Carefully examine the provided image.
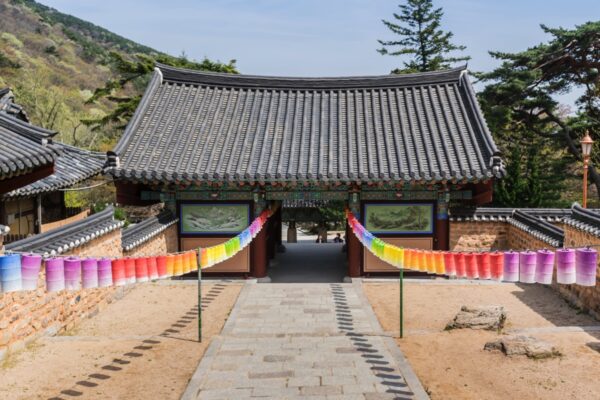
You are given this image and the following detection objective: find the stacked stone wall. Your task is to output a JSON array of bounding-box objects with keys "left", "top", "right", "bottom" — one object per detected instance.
[
  {"left": 123, "top": 225, "right": 178, "bottom": 257},
  {"left": 449, "top": 221, "right": 508, "bottom": 251}
]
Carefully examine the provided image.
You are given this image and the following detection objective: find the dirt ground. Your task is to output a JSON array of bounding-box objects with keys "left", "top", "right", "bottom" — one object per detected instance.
[
  {"left": 0, "top": 281, "right": 242, "bottom": 400},
  {"left": 364, "top": 281, "right": 600, "bottom": 400}
]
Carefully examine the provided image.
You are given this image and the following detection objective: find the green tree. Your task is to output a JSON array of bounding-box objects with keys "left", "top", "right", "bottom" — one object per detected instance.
[
  {"left": 478, "top": 21, "right": 600, "bottom": 203},
  {"left": 377, "top": 0, "right": 469, "bottom": 73},
  {"left": 83, "top": 52, "right": 237, "bottom": 133}
]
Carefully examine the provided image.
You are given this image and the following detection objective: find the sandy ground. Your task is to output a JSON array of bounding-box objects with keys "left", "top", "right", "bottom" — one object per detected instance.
[
  {"left": 0, "top": 281, "right": 242, "bottom": 400},
  {"left": 364, "top": 281, "right": 600, "bottom": 400}
]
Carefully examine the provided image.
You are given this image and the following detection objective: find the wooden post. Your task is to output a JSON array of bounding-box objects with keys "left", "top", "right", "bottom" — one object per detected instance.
[
  {"left": 35, "top": 195, "right": 42, "bottom": 234},
  {"left": 347, "top": 227, "right": 361, "bottom": 277},
  {"left": 252, "top": 226, "right": 268, "bottom": 278},
  {"left": 197, "top": 248, "right": 202, "bottom": 342}
]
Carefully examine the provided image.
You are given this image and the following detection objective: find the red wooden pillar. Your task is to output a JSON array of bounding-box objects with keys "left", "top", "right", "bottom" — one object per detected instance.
[
  {"left": 435, "top": 217, "right": 449, "bottom": 250},
  {"left": 252, "top": 225, "right": 268, "bottom": 278},
  {"left": 347, "top": 226, "right": 361, "bottom": 277}
]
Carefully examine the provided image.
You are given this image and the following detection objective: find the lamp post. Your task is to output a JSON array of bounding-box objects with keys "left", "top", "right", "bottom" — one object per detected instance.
[{"left": 581, "top": 131, "right": 594, "bottom": 208}]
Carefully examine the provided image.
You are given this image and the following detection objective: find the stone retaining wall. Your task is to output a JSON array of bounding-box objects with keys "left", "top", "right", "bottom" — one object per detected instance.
[
  {"left": 450, "top": 220, "right": 600, "bottom": 320},
  {"left": 0, "top": 226, "right": 175, "bottom": 360},
  {"left": 449, "top": 221, "right": 508, "bottom": 251},
  {"left": 123, "top": 225, "right": 178, "bottom": 258}
]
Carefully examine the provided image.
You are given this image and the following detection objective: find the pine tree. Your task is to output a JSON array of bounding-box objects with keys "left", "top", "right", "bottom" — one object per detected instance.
[{"left": 377, "top": 0, "right": 470, "bottom": 74}]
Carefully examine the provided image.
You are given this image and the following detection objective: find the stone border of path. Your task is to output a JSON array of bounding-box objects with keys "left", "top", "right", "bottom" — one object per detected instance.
[
  {"left": 352, "top": 278, "right": 430, "bottom": 400},
  {"left": 181, "top": 279, "right": 429, "bottom": 400},
  {"left": 181, "top": 281, "right": 254, "bottom": 400}
]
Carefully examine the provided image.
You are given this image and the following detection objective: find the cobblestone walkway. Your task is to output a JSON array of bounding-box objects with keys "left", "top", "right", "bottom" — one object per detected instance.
[{"left": 182, "top": 282, "right": 428, "bottom": 400}]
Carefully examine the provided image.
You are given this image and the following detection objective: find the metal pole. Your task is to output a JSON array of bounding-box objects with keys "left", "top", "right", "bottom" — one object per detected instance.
[
  {"left": 399, "top": 266, "right": 404, "bottom": 338},
  {"left": 197, "top": 248, "right": 202, "bottom": 343},
  {"left": 583, "top": 156, "right": 589, "bottom": 208}
]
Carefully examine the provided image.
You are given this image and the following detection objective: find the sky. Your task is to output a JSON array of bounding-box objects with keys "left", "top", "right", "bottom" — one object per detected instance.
[{"left": 41, "top": 0, "right": 599, "bottom": 104}]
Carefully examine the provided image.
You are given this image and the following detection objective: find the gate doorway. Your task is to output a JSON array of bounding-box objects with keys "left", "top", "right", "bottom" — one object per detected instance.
[{"left": 269, "top": 200, "right": 347, "bottom": 283}]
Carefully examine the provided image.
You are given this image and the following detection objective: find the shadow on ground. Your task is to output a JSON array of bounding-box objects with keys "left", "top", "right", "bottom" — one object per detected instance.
[{"left": 269, "top": 242, "right": 347, "bottom": 283}]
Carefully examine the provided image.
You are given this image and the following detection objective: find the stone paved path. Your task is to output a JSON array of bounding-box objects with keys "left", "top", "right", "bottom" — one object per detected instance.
[{"left": 182, "top": 282, "right": 428, "bottom": 400}]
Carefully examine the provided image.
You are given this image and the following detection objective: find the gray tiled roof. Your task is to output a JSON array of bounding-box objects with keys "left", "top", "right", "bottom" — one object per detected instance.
[
  {"left": 3, "top": 142, "right": 105, "bottom": 198},
  {"left": 0, "top": 113, "right": 59, "bottom": 181},
  {"left": 5, "top": 206, "right": 124, "bottom": 256},
  {"left": 108, "top": 64, "right": 503, "bottom": 185},
  {"left": 121, "top": 210, "right": 178, "bottom": 251},
  {"left": 0, "top": 88, "right": 28, "bottom": 122},
  {"left": 509, "top": 210, "right": 564, "bottom": 247},
  {"left": 449, "top": 207, "right": 572, "bottom": 222},
  {"left": 563, "top": 203, "right": 600, "bottom": 237}
]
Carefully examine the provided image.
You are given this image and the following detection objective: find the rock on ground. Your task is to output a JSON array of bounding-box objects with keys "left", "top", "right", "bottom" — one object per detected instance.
[
  {"left": 445, "top": 305, "right": 506, "bottom": 331},
  {"left": 484, "top": 335, "right": 562, "bottom": 359}
]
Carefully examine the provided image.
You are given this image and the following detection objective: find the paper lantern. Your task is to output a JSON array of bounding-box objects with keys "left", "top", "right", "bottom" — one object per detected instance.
[
  {"left": 443, "top": 252, "right": 456, "bottom": 277},
  {"left": 556, "top": 248, "right": 576, "bottom": 284},
  {"left": 182, "top": 252, "right": 191, "bottom": 274},
  {"left": 200, "top": 249, "right": 208, "bottom": 269},
  {"left": 156, "top": 255, "right": 168, "bottom": 278},
  {"left": 519, "top": 251, "right": 537, "bottom": 284},
  {"left": 97, "top": 258, "right": 113, "bottom": 288},
  {"left": 82, "top": 258, "right": 99, "bottom": 289},
  {"left": 503, "top": 251, "right": 519, "bottom": 282},
  {"left": 166, "top": 254, "right": 175, "bottom": 276},
  {"left": 174, "top": 254, "right": 184, "bottom": 276},
  {"left": 124, "top": 258, "right": 136, "bottom": 284},
  {"left": 454, "top": 253, "right": 467, "bottom": 278},
  {"left": 434, "top": 252, "right": 445, "bottom": 274},
  {"left": 465, "top": 253, "right": 479, "bottom": 279},
  {"left": 147, "top": 257, "right": 159, "bottom": 280},
  {"left": 0, "top": 254, "right": 22, "bottom": 293},
  {"left": 477, "top": 253, "right": 491, "bottom": 280},
  {"left": 576, "top": 248, "right": 597, "bottom": 286},
  {"left": 426, "top": 252, "right": 436, "bottom": 274},
  {"left": 188, "top": 251, "right": 198, "bottom": 271},
  {"left": 404, "top": 249, "right": 413, "bottom": 270},
  {"left": 64, "top": 257, "right": 82, "bottom": 290},
  {"left": 135, "top": 257, "right": 149, "bottom": 282},
  {"left": 489, "top": 252, "right": 504, "bottom": 281},
  {"left": 535, "top": 250, "right": 555, "bottom": 285},
  {"left": 111, "top": 258, "right": 126, "bottom": 286},
  {"left": 45, "top": 257, "right": 65, "bottom": 292},
  {"left": 21, "top": 253, "right": 42, "bottom": 291}
]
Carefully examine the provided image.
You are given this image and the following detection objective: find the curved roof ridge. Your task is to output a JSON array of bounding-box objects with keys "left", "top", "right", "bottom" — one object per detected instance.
[
  {"left": 0, "top": 112, "right": 57, "bottom": 141},
  {"left": 156, "top": 63, "right": 468, "bottom": 89}
]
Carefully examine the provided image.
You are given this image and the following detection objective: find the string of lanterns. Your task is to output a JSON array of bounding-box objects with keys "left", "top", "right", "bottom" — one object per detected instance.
[
  {"left": 0, "top": 208, "right": 275, "bottom": 294},
  {"left": 346, "top": 209, "right": 597, "bottom": 287}
]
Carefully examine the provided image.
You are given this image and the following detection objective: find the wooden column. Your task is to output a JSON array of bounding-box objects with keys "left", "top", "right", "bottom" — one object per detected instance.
[
  {"left": 251, "top": 225, "right": 268, "bottom": 278},
  {"left": 347, "top": 226, "right": 361, "bottom": 277},
  {"left": 35, "top": 195, "right": 42, "bottom": 234},
  {"left": 435, "top": 217, "right": 449, "bottom": 250}
]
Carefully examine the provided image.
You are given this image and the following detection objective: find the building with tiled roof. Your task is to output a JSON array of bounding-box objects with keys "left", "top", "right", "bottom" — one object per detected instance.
[
  {"left": 5, "top": 206, "right": 123, "bottom": 257},
  {"left": 107, "top": 64, "right": 505, "bottom": 277}
]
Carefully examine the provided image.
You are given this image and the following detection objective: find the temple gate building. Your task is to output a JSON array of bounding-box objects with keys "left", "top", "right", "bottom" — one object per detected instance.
[{"left": 106, "top": 64, "right": 504, "bottom": 278}]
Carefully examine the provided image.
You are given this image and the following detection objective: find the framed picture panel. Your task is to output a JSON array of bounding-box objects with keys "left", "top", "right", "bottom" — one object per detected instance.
[
  {"left": 363, "top": 203, "right": 434, "bottom": 235},
  {"left": 179, "top": 203, "right": 251, "bottom": 235}
]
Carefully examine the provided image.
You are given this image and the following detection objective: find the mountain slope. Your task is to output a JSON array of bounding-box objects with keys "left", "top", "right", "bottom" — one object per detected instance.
[{"left": 0, "top": 0, "right": 162, "bottom": 149}]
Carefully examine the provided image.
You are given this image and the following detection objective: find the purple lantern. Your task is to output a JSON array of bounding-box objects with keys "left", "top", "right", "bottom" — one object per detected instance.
[
  {"left": 21, "top": 253, "right": 42, "bottom": 291},
  {"left": 82, "top": 258, "right": 99, "bottom": 289},
  {"left": 503, "top": 251, "right": 519, "bottom": 282},
  {"left": 519, "top": 251, "right": 537, "bottom": 284},
  {"left": 64, "top": 257, "right": 82, "bottom": 290},
  {"left": 97, "top": 258, "right": 113, "bottom": 288},
  {"left": 45, "top": 257, "right": 65, "bottom": 292},
  {"left": 556, "top": 249, "right": 576, "bottom": 284},
  {"left": 576, "top": 248, "right": 597, "bottom": 287},
  {"left": 535, "top": 250, "right": 555, "bottom": 285}
]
